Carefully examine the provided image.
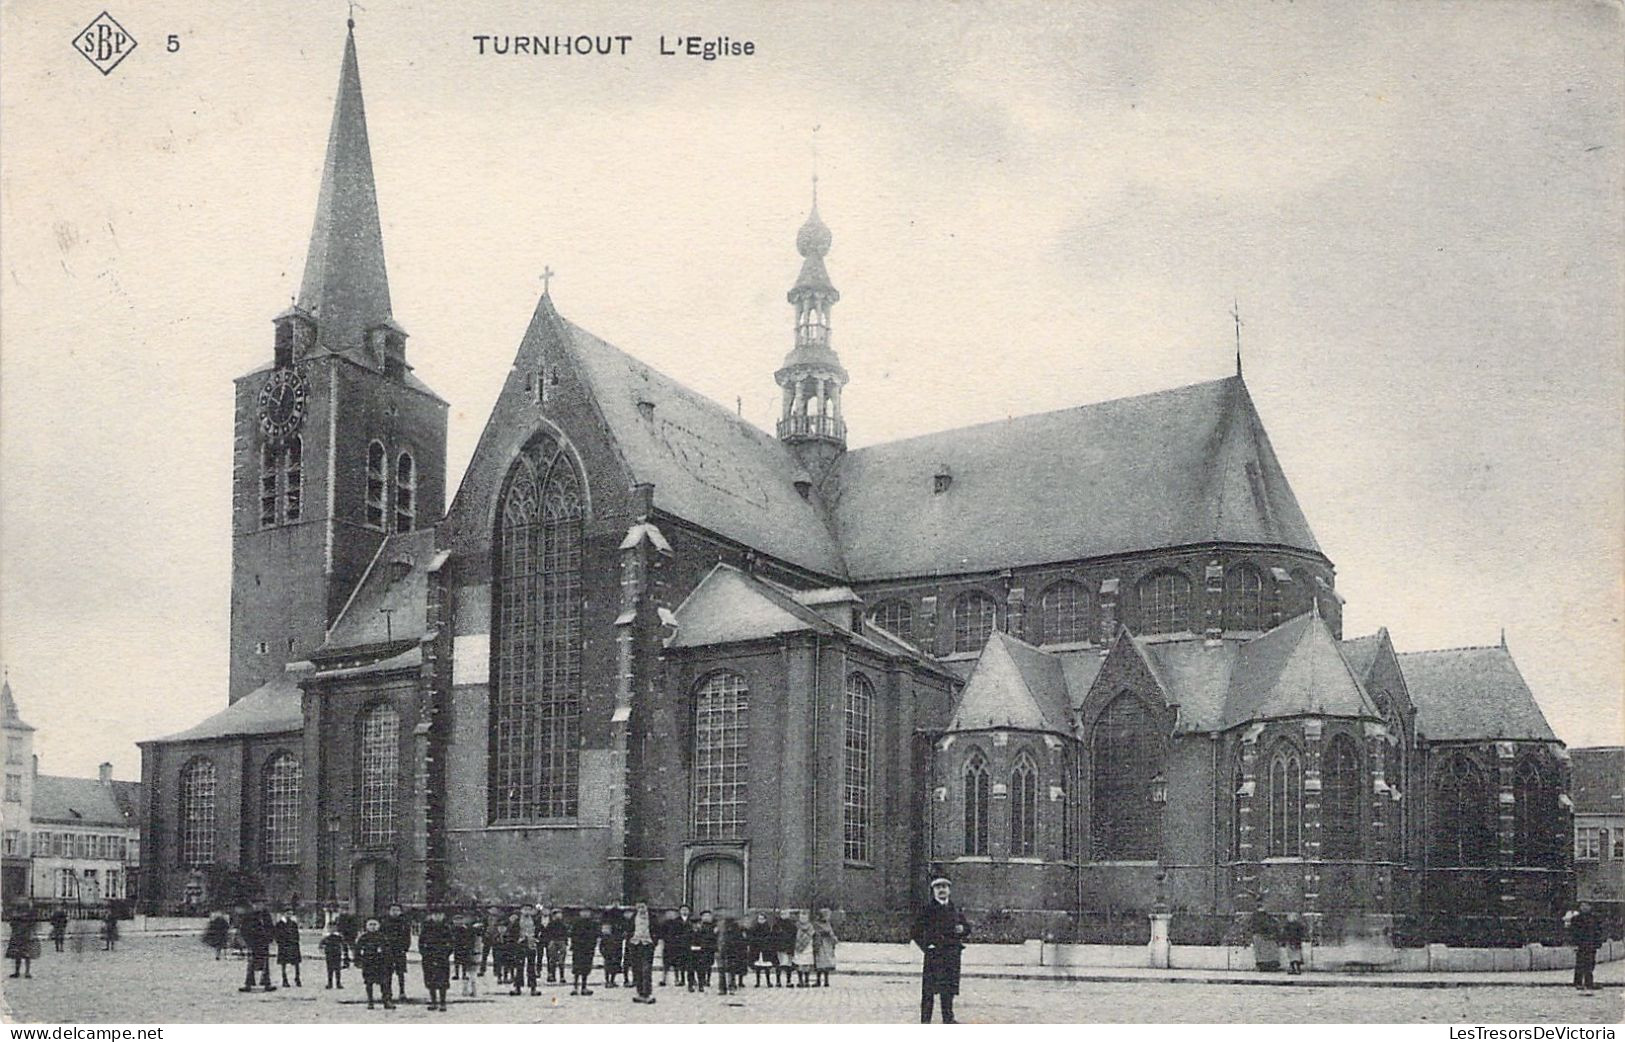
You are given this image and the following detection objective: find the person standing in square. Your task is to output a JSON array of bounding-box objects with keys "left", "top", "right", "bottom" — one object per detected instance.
[
  {"left": 381, "top": 904, "right": 412, "bottom": 1000},
  {"left": 625, "top": 901, "right": 657, "bottom": 1005},
  {"left": 274, "top": 909, "right": 303, "bottom": 987},
  {"left": 911, "top": 877, "right": 969, "bottom": 1024},
  {"left": 354, "top": 918, "right": 394, "bottom": 1010},
  {"left": 418, "top": 906, "right": 454, "bottom": 1011},
  {"left": 319, "top": 922, "right": 346, "bottom": 989}
]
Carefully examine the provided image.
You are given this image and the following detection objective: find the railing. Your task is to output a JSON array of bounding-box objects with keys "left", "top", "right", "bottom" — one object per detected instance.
[{"left": 777, "top": 414, "right": 846, "bottom": 440}]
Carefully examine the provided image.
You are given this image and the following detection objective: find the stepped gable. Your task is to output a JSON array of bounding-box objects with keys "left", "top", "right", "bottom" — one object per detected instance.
[
  {"left": 1398, "top": 645, "right": 1558, "bottom": 742},
  {"left": 549, "top": 304, "right": 847, "bottom": 580},
  {"left": 827, "top": 375, "right": 1321, "bottom": 582},
  {"left": 947, "top": 631, "right": 1072, "bottom": 733}
]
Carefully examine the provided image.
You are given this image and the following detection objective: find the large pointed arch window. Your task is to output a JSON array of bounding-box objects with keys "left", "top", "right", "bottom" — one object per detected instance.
[
  {"left": 1091, "top": 693, "right": 1162, "bottom": 860},
  {"left": 365, "top": 441, "right": 387, "bottom": 529},
  {"left": 1010, "top": 754, "right": 1039, "bottom": 857},
  {"left": 952, "top": 591, "right": 999, "bottom": 653},
  {"left": 1322, "top": 735, "right": 1362, "bottom": 858},
  {"left": 693, "top": 672, "right": 749, "bottom": 840},
  {"left": 1138, "top": 571, "right": 1192, "bottom": 635},
  {"left": 359, "top": 703, "right": 400, "bottom": 847},
  {"left": 178, "top": 759, "right": 216, "bottom": 867},
  {"left": 1225, "top": 565, "right": 1264, "bottom": 632},
  {"left": 1036, "top": 580, "right": 1090, "bottom": 645},
  {"left": 262, "top": 752, "right": 301, "bottom": 865},
  {"left": 492, "top": 434, "right": 584, "bottom": 823},
  {"left": 1514, "top": 758, "right": 1558, "bottom": 867},
  {"left": 1432, "top": 753, "right": 1494, "bottom": 867},
  {"left": 1230, "top": 751, "right": 1247, "bottom": 859},
  {"left": 1267, "top": 743, "right": 1302, "bottom": 858},
  {"left": 963, "top": 751, "right": 990, "bottom": 856},
  {"left": 842, "top": 673, "right": 874, "bottom": 863}
]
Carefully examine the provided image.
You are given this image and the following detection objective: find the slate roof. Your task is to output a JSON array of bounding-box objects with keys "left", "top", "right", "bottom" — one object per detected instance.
[
  {"left": 149, "top": 673, "right": 303, "bottom": 743},
  {"left": 1218, "top": 611, "right": 1378, "bottom": 728},
  {"left": 31, "top": 775, "right": 140, "bottom": 828},
  {"left": 826, "top": 376, "right": 1320, "bottom": 581},
  {"left": 322, "top": 529, "right": 438, "bottom": 651},
  {"left": 1338, "top": 632, "right": 1385, "bottom": 684},
  {"left": 551, "top": 307, "right": 848, "bottom": 579},
  {"left": 1571, "top": 747, "right": 1624, "bottom": 817},
  {"left": 297, "top": 25, "right": 393, "bottom": 360},
  {"left": 1398, "top": 646, "right": 1558, "bottom": 742},
  {"left": 947, "top": 632, "right": 1072, "bottom": 733},
  {"left": 2, "top": 680, "right": 33, "bottom": 732}
]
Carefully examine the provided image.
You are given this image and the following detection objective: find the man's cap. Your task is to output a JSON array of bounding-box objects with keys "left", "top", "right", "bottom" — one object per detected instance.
[{"left": 930, "top": 876, "right": 952, "bottom": 887}]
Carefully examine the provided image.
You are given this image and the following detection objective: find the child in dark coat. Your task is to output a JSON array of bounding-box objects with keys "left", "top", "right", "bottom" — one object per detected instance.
[
  {"left": 202, "top": 911, "right": 230, "bottom": 960},
  {"left": 718, "top": 917, "right": 750, "bottom": 994},
  {"left": 453, "top": 914, "right": 480, "bottom": 996},
  {"left": 687, "top": 911, "right": 718, "bottom": 992},
  {"left": 418, "top": 907, "right": 454, "bottom": 1012},
  {"left": 568, "top": 908, "right": 598, "bottom": 995},
  {"left": 598, "top": 918, "right": 625, "bottom": 988},
  {"left": 274, "top": 911, "right": 302, "bottom": 987},
  {"left": 354, "top": 918, "right": 394, "bottom": 1010},
  {"left": 543, "top": 910, "right": 569, "bottom": 985},
  {"left": 320, "top": 923, "right": 346, "bottom": 989}
]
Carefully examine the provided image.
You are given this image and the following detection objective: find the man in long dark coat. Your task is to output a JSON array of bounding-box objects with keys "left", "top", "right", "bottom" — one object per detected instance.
[
  {"left": 238, "top": 901, "right": 277, "bottom": 993},
  {"left": 1568, "top": 901, "right": 1603, "bottom": 992},
  {"left": 381, "top": 904, "right": 412, "bottom": 1000},
  {"left": 910, "top": 877, "right": 970, "bottom": 1024}
]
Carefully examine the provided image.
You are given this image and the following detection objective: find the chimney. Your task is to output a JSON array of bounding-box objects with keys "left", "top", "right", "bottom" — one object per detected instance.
[
  {"left": 32, "top": 754, "right": 38, "bottom": 778},
  {"left": 99, "top": 762, "right": 113, "bottom": 786},
  {"left": 933, "top": 463, "right": 953, "bottom": 494}
]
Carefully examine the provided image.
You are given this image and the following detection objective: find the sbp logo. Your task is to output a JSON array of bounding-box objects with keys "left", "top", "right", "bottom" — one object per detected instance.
[{"left": 72, "top": 12, "right": 138, "bottom": 75}]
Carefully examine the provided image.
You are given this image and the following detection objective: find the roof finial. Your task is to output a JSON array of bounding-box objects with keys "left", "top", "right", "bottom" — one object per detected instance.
[
  {"left": 1499, "top": 626, "right": 1507, "bottom": 650},
  {"left": 347, "top": 0, "right": 361, "bottom": 30},
  {"left": 811, "top": 124, "right": 821, "bottom": 209},
  {"left": 540, "top": 265, "right": 555, "bottom": 297},
  {"left": 1231, "top": 299, "right": 1244, "bottom": 378}
]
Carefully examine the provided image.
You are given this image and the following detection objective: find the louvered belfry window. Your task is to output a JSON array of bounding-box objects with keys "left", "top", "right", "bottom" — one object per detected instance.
[{"left": 492, "top": 434, "right": 584, "bottom": 823}]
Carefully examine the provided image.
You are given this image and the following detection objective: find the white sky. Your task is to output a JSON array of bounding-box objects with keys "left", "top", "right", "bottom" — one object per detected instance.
[{"left": 1, "top": 0, "right": 1621, "bottom": 779}]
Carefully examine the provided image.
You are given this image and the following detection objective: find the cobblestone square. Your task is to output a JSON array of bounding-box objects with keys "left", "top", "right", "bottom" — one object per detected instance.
[{"left": 1, "top": 935, "right": 1620, "bottom": 1024}]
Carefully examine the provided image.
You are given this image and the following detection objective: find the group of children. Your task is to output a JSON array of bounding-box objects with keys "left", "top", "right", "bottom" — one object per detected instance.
[{"left": 207, "top": 902, "right": 840, "bottom": 1014}]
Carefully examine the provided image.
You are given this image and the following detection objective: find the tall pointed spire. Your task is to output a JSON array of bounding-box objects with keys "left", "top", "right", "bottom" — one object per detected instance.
[{"left": 295, "top": 20, "right": 394, "bottom": 361}]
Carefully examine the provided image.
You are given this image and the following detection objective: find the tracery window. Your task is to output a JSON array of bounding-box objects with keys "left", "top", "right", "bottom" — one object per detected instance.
[
  {"left": 1036, "top": 580, "right": 1090, "bottom": 645},
  {"left": 1137, "top": 571, "right": 1192, "bottom": 635},
  {"left": 869, "top": 599, "right": 913, "bottom": 642},
  {"left": 1267, "top": 743, "right": 1302, "bottom": 858},
  {"left": 952, "top": 591, "right": 999, "bottom": 654},
  {"left": 1322, "top": 735, "right": 1362, "bottom": 858},
  {"left": 365, "top": 441, "right": 387, "bottom": 529},
  {"left": 1090, "top": 693, "right": 1162, "bottom": 860},
  {"left": 1514, "top": 758, "right": 1558, "bottom": 867},
  {"left": 492, "top": 434, "right": 584, "bottom": 822},
  {"left": 358, "top": 703, "right": 399, "bottom": 847},
  {"left": 963, "top": 752, "right": 990, "bottom": 856},
  {"left": 178, "top": 759, "right": 216, "bottom": 867},
  {"left": 1010, "top": 754, "right": 1039, "bottom": 857},
  {"left": 843, "top": 673, "right": 874, "bottom": 863},
  {"left": 283, "top": 436, "right": 303, "bottom": 523},
  {"left": 262, "top": 752, "right": 301, "bottom": 865},
  {"left": 1224, "top": 565, "right": 1264, "bottom": 632},
  {"left": 1432, "top": 753, "right": 1494, "bottom": 867},
  {"left": 394, "top": 452, "right": 416, "bottom": 533},
  {"left": 693, "top": 672, "right": 749, "bottom": 840}
]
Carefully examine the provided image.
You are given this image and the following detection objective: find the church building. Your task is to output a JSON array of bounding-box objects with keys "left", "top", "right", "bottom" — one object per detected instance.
[{"left": 139, "top": 24, "right": 1572, "bottom": 941}]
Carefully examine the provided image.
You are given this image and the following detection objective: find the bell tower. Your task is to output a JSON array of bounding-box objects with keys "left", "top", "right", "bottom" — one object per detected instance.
[
  {"left": 776, "top": 179, "right": 848, "bottom": 478},
  {"left": 227, "top": 19, "right": 447, "bottom": 702}
]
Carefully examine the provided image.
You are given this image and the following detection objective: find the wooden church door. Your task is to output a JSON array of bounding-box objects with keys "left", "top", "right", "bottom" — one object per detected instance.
[{"left": 688, "top": 855, "right": 745, "bottom": 915}]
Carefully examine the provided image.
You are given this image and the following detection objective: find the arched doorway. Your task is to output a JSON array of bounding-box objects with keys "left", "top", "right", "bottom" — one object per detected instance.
[
  {"left": 687, "top": 855, "right": 745, "bottom": 916},
  {"left": 352, "top": 860, "right": 397, "bottom": 918}
]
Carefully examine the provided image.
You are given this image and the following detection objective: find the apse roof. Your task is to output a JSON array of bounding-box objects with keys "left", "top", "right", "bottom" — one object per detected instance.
[{"left": 1398, "top": 645, "right": 1558, "bottom": 742}]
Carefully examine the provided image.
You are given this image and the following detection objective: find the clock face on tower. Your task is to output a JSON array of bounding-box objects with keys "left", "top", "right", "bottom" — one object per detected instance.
[{"left": 258, "top": 367, "right": 310, "bottom": 439}]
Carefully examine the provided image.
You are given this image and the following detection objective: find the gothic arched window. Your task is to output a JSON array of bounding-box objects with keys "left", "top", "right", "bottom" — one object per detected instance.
[
  {"left": 963, "top": 752, "right": 990, "bottom": 856},
  {"left": 1267, "top": 743, "right": 1302, "bottom": 858},
  {"left": 1323, "top": 735, "right": 1362, "bottom": 858},
  {"left": 843, "top": 673, "right": 874, "bottom": 864},
  {"left": 869, "top": 599, "right": 913, "bottom": 642},
  {"left": 1091, "top": 693, "right": 1162, "bottom": 860},
  {"left": 952, "top": 591, "right": 999, "bottom": 654},
  {"left": 394, "top": 452, "right": 416, "bottom": 533},
  {"left": 1225, "top": 565, "right": 1264, "bottom": 632},
  {"left": 178, "top": 759, "right": 216, "bottom": 867},
  {"left": 365, "top": 441, "right": 387, "bottom": 529},
  {"left": 1514, "top": 758, "right": 1558, "bottom": 867},
  {"left": 1137, "top": 571, "right": 1192, "bottom": 635},
  {"left": 1010, "top": 754, "right": 1039, "bottom": 857},
  {"left": 1432, "top": 754, "right": 1494, "bottom": 867},
  {"left": 1231, "top": 751, "right": 1247, "bottom": 859},
  {"left": 358, "top": 703, "right": 400, "bottom": 847},
  {"left": 492, "top": 434, "right": 584, "bottom": 823},
  {"left": 1036, "top": 580, "right": 1090, "bottom": 645},
  {"left": 693, "top": 672, "right": 749, "bottom": 840},
  {"left": 260, "top": 443, "right": 279, "bottom": 528},
  {"left": 262, "top": 752, "right": 301, "bottom": 865}
]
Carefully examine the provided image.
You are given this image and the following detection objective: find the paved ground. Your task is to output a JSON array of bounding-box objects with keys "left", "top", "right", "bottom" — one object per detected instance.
[{"left": 1, "top": 936, "right": 1620, "bottom": 1024}]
